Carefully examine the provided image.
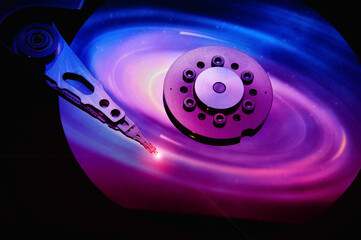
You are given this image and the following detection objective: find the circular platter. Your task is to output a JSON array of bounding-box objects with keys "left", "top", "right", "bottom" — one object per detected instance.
[{"left": 58, "top": 0, "right": 361, "bottom": 224}]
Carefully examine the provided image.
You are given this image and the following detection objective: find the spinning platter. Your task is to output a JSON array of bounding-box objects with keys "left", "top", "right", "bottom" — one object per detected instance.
[{"left": 1, "top": 0, "right": 361, "bottom": 238}]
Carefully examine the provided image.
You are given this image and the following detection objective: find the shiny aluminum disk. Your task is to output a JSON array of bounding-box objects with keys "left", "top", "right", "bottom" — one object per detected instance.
[{"left": 59, "top": 1, "right": 361, "bottom": 224}]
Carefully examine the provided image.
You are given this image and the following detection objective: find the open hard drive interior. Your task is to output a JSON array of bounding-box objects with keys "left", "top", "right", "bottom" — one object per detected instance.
[{"left": 1, "top": 0, "right": 360, "bottom": 239}]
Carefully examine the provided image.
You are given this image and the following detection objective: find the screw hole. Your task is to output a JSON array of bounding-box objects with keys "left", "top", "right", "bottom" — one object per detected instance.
[
  {"left": 245, "top": 101, "right": 253, "bottom": 107},
  {"left": 213, "top": 113, "right": 226, "bottom": 127},
  {"left": 216, "top": 115, "right": 224, "bottom": 122},
  {"left": 231, "top": 63, "right": 239, "bottom": 70},
  {"left": 99, "top": 99, "right": 109, "bottom": 108},
  {"left": 241, "top": 71, "right": 254, "bottom": 85},
  {"left": 197, "top": 61, "right": 205, "bottom": 69},
  {"left": 198, "top": 113, "right": 206, "bottom": 120},
  {"left": 186, "top": 99, "right": 194, "bottom": 106},
  {"left": 183, "top": 98, "right": 196, "bottom": 111},
  {"left": 183, "top": 68, "right": 196, "bottom": 82},
  {"left": 111, "top": 109, "right": 121, "bottom": 118},
  {"left": 242, "top": 99, "right": 255, "bottom": 114},
  {"left": 233, "top": 114, "right": 241, "bottom": 121},
  {"left": 249, "top": 89, "right": 257, "bottom": 96},
  {"left": 180, "top": 86, "right": 188, "bottom": 93},
  {"left": 212, "top": 56, "right": 224, "bottom": 67}
]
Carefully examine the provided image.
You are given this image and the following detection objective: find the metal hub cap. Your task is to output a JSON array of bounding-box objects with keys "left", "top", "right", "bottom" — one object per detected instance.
[
  {"left": 163, "top": 46, "right": 273, "bottom": 145},
  {"left": 194, "top": 67, "right": 244, "bottom": 110}
]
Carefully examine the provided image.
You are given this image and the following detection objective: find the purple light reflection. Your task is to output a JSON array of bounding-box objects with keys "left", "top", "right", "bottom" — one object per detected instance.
[{"left": 59, "top": 1, "right": 361, "bottom": 223}]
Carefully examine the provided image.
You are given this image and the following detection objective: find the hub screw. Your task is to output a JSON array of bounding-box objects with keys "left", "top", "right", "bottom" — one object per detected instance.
[
  {"left": 183, "top": 69, "right": 196, "bottom": 83},
  {"left": 242, "top": 99, "right": 255, "bottom": 113},
  {"left": 183, "top": 98, "right": 196, "bottom": 112},
  {"left": 213, "top": 113, "right": 226, "bottom": 127},
  {"left": 241, "top": 71, "right": 254, "bottom": 85},
  {"left": 211, "top": 55, "right": 225, "bottom": 67}
]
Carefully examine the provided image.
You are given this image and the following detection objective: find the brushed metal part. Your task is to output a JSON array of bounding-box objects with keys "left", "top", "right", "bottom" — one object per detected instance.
[{"left": 194, "top": 67, "right": 244, "bottom": 110}]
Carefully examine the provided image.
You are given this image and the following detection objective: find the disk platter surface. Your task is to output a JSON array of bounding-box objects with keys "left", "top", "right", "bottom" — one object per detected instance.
[{"left": 59, "top": 0, "right": 361, "bottom": 223}]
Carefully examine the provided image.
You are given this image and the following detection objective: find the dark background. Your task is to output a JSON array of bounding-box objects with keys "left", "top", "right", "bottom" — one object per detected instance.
[{"left": 1, "top": 1, "right": 360, "bottom": 239}]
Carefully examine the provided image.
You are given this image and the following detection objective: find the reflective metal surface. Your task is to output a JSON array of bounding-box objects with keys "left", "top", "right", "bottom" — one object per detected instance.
[
  {"left": 58, "top": 0, "right": 361, "bottom": 223},
  {"left": 11, "top": 21, "right": 157, "bottom": 154},
  {"left": 194, "top": 67, "right": 244, "bottom": 110}
]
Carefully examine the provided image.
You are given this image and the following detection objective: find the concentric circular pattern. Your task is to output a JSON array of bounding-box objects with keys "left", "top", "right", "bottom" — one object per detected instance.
[
  {"left": 164, "top": 46, "right": 272, "bottom": 144},
  {"left": 15, "top": 23, "right": 59, "bottom": 62},
  {"left": 60, "top": 0, "right": 361, "bottom": 223}
]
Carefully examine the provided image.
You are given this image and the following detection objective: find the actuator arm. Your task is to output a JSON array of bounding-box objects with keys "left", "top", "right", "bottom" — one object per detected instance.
[{"left": 9, "top": 22, "right": 157, "bottom": 155}]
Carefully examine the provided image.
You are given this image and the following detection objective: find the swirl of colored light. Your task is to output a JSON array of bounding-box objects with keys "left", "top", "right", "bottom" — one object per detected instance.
[{"left": 60, "top": 0, "right": 361, "bottom": 223}]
